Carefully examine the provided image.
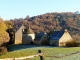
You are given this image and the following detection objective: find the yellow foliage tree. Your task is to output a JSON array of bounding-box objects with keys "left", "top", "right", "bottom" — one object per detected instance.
[
  {"left": 5, "top": 20, "right": 13, "bottom": 29},
  {"left": 0, "top": 22, "right": 7, "bottom": 32},
  {"left": 0, "top": 18, "right": 10, "bottom": 46}
]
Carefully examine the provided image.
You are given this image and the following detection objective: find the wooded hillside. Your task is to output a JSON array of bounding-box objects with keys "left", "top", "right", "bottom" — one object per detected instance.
[
  {"left": 4, "top": 12, "right": 80, "bottom": 42},
  {"left": 7, "top": 12, "right": 80, "bottom": 35}
]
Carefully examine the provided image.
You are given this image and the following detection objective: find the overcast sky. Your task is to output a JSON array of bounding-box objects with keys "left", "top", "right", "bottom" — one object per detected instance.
[{"left": 0, "top": 0, "right": 80, "bottom": 20}]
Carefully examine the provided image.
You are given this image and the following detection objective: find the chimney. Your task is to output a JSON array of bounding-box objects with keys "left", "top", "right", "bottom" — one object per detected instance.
[{"left": 64, "top": 29, "right": 67, "bottom": 32}]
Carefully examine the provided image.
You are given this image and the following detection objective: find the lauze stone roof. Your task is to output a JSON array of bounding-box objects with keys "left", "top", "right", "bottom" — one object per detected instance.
[
  {"left": 34, "top": 32, "right": 45, "bottom": 40},
  {"left": 50, "top": 31, "right": 64, "bottom": 40}
]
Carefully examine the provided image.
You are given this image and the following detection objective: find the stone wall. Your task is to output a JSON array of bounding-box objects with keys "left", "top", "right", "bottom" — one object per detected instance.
[
  {"left": 49, "top": 40, "right": 59, "bottom": 46},
  {"left": 15, "top": 25, "right": 25, "bottom": 44}
]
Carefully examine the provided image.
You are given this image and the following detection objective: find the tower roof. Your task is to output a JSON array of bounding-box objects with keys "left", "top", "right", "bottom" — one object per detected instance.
[{"left": 26, "top": 26, "right": 34, "bottom": 34}]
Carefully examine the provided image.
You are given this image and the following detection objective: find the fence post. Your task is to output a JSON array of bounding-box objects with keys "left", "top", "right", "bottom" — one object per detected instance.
[{"left": 38, "top": 50, "right": 44, "bottom": 60}]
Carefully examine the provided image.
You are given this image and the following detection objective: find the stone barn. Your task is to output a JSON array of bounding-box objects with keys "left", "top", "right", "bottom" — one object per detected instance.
[
  {"left": 49, "top": 29, "right": 73, "bottom": 46},
  {"left": 22, "top": 26, "right": 35, "bottom": 44},
  {"left": 34, "top": 32, "right": 48, "bottom": 45},
  {"left": 14, "top": 25, "right": 35, "bottom": 44},
  {"left": 15, "top": 25, "right": 25, "bottom": 44}
]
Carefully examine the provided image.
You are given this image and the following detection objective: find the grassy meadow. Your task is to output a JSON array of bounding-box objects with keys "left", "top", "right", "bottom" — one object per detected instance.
[{"left": 0, "top": 45, "right": 80, "bottom": 60}]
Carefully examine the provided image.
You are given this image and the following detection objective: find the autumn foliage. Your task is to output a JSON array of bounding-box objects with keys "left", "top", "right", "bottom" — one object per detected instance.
[
  {"left": 66, "top": 40, "right": 78, "bottom": 47},
  {"left": 0, "top": 18, "right": 10, "bottom": 46},
  {"left": 1, "top": 12, "right": 80, "bottom": 44},
  {"left": 4, "top": 12, "right": 80, "bottom": 44},
  {"left": 7, "top": 12, "right": 80, "bottom": 35}
]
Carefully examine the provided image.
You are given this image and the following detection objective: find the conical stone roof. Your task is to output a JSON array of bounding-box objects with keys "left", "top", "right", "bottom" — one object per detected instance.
[{"left": 25, "top": 26, "right": 34, "bottom": 34}]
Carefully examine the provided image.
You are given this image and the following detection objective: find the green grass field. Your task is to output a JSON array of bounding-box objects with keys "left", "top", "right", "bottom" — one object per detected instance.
[{"left": 0, "top": 45, "right": 80, "bottom": 60}]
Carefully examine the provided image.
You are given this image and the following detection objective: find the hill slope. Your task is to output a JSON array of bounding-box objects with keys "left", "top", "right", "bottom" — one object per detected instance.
[{"left": 10, "top": 12, "right": 80, "bottom": 35}]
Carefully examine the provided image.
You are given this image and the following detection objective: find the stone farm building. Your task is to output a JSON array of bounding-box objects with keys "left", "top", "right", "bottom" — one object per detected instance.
[
  {"left": 15, "top": 25, "right": 35, "bottom": 44},
  {"left": 14, "top": 25, "right": 73, "bottom": 47},
  {"left": 34, "top": 32, "right": 48, "bottom": 45},
  {"left": 49, "top": 29, "right": 73, "bottom": 46}
]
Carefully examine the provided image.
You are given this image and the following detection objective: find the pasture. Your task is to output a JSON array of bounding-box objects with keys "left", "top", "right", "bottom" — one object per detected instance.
[{"left": 0, "top": 45, "right": 80, "bottom": 60}]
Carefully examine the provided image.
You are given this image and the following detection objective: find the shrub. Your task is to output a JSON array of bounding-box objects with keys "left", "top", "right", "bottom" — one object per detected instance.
[
  {"left": 0, "top": 32, "right": 10, "bottom": 46},
  {"left": 66, "top": 40, "right": 78, "bottom": 47},
  {"left": 0, "top": 46, "right": 8, "bottom": 55}
]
